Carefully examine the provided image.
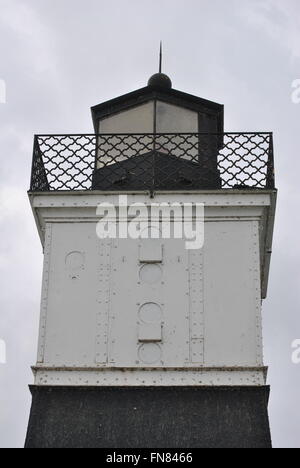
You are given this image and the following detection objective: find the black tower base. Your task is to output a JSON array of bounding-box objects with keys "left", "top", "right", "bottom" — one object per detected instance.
[{"left": 25, "top": 386, "right": 272, "bottom": 449}]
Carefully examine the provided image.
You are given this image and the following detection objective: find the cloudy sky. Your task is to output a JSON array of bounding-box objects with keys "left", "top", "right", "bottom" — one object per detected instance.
[{"left": 0, "top": 0, "right": 299, "bottom": 448}]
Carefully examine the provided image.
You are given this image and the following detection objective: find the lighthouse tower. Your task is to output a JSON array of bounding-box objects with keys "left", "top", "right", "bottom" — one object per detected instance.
[{"left": 25, "top": 69, "right": 276, "bottom": 448}]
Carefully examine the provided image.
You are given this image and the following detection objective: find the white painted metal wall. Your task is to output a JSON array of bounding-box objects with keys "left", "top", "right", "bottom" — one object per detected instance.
[{"left": 30, "top": 191, "right": 276, "bottom": 386}]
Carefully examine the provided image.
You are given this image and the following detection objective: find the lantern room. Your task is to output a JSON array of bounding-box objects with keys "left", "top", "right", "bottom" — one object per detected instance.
[{"left": 91, "top": 73, "right": 224, "bottom": 191}]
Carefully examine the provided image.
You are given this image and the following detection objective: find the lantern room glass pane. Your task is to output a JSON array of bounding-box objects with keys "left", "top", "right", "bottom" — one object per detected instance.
[
  {"left": 156, "top": 101, "right": 198, "bottom": 161},
  {"left": 99, "top": 101, "right": 154, "bottom": 134},
  {"left": 97, "top": 102, "right": 155, "bottom": 167},
  {"left": 156, "top": 101, "right": 198, "bottom": 133}
]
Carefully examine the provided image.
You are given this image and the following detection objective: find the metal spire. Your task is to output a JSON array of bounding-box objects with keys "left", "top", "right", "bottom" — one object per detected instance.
[
  {"left": 147, "top": 42, "right": 172, "bottom": 88},
  {"left": 159, "top": 41, "right": 162, "bottom": 74}
]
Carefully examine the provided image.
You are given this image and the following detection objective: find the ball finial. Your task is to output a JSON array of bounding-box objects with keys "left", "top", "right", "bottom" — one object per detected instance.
[{"left": 148, "top": 73, "right": 172, "bottom": 89}]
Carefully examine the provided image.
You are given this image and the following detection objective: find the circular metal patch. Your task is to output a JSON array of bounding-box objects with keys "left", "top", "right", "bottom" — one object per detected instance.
[
  {"left": 65, "top": 251, "right": 84, "bottom": 271},
  {"left": 139, "top": 303, "right": 162, "bottom": 324},
  {"left": 139, "top": 264, "right": 162, "bottom": 285},
  {"left": 138, "top": 343, "right": 162, "bottom": 364}
]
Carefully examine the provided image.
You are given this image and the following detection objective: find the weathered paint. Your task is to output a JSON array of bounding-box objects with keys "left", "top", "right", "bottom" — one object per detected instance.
[
  {"left": 29, "top": 190, "right": 275, "bottom": 386},
  {"left": 32, "top": 367, "right": 267, "bottom": 386}
]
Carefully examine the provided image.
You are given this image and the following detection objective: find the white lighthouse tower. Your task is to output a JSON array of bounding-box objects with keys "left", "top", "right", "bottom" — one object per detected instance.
[{"left": 26, "top": 69, "right": 276, "bottom": 448}]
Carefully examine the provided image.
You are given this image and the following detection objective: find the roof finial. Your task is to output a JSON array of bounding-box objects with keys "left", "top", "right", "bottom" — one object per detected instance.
[
  {"left": 148, "top": 43, "right": 172, "bottom": 88},
  {"left": 159, "top": 41, "right": 162, "bottom": 74}
]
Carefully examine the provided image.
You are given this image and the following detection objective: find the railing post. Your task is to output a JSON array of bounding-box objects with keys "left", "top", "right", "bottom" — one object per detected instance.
[
  {"left": 30, "top": 136, "right": 50, "bottom": 191},
  {"left": 266, "top": 133, "right": 275, "bottom": 189},
  {"left": 29, "top": 135, "right": 38, "bottom": 191}
]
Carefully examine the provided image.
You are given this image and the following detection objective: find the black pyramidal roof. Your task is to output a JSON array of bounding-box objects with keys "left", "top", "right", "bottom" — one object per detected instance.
[
  {"left": 91, "top": 83, "right": 224, "bottom": 133},
  {"left": 92, "top": 150, "right": 222, "bottom": 192}
]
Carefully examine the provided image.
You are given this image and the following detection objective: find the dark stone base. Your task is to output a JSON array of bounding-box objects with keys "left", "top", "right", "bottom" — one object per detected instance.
[{"left": 25, "top": 386, "right": 272, "bottom": 448}]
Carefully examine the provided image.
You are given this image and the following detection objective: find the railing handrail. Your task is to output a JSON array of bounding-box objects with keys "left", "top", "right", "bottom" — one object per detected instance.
[{"left": 34, "top": 132, "right": 273, "bottom": 137}]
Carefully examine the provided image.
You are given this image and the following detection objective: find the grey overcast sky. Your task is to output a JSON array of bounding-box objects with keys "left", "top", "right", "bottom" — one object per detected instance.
[{"left": 0, "top": 0, "right": 299, "bottom": 448}]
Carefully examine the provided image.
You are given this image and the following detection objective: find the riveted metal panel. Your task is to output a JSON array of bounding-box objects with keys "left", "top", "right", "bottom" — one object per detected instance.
[
  {"left": 108, "top": 236, "right": 190, "bottom": 368},
  {"left": 108, "top": 238, "right": 139, "bottom": 366},
  {"left": 37, "top": 223, "right": 52, "bottom": 363},
  {"left": 139, "top": 241, "right": 163, "bottom": 263},
  {"left": 252, "top": 221, "right": 263, "bottom": 366},
  {"left": 190, "top": 339, "right": 204, "bottom": 364},
  {"left": 31, "top": 192, "right": 275, "bottom": 379},
  {"left": 138, "top": 323, "right": 162, "bottom": 342},
  {"left": 158, "top": 239, "right": 190, "bottom": 366},
  {"left": 203, "top": 221, "right": 259, "bottom": 367},
  {"left": 33, "top": 367, "right": 268, "bottom": 387},
  {"left": 43, "top": 223, "right": 100, "bottom": 366},
  {"left": 189, "top": 249, "right": 204, "bottom": 364},
  {"left": 95, "top": 238, "right": 112, "bottom": 364}
]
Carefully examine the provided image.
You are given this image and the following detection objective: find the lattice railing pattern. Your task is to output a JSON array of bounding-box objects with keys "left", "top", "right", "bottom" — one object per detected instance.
[{"left": 30, "top": 133, "right": 275, "bottom": 191}]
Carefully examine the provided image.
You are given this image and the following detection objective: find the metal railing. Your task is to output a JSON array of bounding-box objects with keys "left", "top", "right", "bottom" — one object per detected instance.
[{"left": 30, "top": 133, "right": 275, "bottom": 192}]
